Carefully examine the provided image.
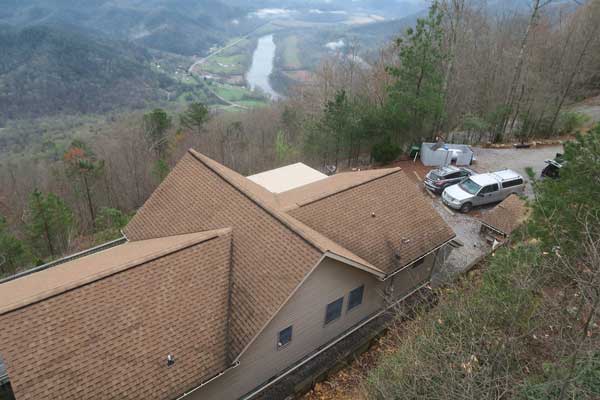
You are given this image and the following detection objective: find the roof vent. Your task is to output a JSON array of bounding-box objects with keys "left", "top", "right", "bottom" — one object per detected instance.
[
  {"left": 402, "top": 238, "right": 411, "bottom": 244},
  {"left": 167, "top": 354, "right": 175, "bottom": 367},
  {"left": 371, "top": 212, "right": 376, "bottom": 218}
]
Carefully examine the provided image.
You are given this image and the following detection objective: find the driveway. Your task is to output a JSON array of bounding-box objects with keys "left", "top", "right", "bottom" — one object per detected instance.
[
  {"left": 399, "top": 144, "right": 563, "bottom": 284},
  {"left": 472, "top": 145, "right": 563, "bottom": 197}
]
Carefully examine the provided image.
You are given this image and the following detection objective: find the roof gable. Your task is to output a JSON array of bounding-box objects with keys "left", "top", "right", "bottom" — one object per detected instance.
[
  {"left": 288, "top": 170, "right": 455, "bottom": 273},
  {"left": 123, "top": 151, "right": 328, "bottom": 356}
]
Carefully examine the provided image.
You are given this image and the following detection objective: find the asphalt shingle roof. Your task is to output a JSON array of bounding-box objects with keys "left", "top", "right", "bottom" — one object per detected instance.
[
  {"left": 288, "top": 170, "right": 456, "bottom": 273},
  {"left": 0, "top": 151, "right": 456, "bottom": 400},
  {"left": 0, "top": 229, "right": 233, "bottom": 400},
  {"left": 479, "top": 194, "right": 529, "bottom": 236}
]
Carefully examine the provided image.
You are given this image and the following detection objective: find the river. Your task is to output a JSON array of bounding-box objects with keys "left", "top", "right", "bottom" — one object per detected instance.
[{"left": 246, "top": 34, "right": 281, "bottom": 100}]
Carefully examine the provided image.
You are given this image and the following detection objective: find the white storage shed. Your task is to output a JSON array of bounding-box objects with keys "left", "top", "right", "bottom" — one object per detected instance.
[{"left": 420, "top": 142, "right": 474, "bottom": 167}]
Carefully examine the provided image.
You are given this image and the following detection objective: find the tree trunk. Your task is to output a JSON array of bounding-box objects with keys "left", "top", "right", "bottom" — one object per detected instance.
[
  {"left": 548, "top": 23, "right": 599, "bottom": 133},
  {"left": 83, "top": 175, "right": 96, "bottom": 230},
  {"left": 44, "top": 216, "right": 55, "bottom": 258},
  {"left": 498, "top": 0, "right": 544, "bottom": 140}
]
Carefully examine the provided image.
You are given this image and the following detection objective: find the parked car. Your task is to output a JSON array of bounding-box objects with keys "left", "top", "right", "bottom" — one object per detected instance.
[
  {"left": 541, "top": 153, "right": 565, "bottom": 179},
  {"left": 424, "top": 166, "right": 475, "bottom": 194},
  {"left": 442, "top": 169, "right": 525, "bottom": 213}
]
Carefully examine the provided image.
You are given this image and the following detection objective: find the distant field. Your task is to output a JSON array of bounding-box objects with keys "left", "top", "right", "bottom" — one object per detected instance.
[
  {"left": 280, "top": 35, "right": 302, "bottom": 70},
  {"left": 212, "top": 83, "right": 250, "bottom": 101}
]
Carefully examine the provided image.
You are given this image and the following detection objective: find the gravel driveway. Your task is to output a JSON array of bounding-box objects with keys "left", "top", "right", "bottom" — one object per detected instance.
[
  {"left": 471, "top": 145, "right": 564, "bottom": 197},
  {"left": 412, "top": 145, "right": 564, "bottom": 284}
]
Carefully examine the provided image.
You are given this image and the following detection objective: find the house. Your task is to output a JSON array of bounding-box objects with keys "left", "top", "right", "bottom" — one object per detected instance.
[
  {"left": 479, "top": 194, "right": 529, "bottom": 240},
  {"left": 0, "top": 150, "right": 455, "bottom": 400},
  {"left": 420, "top": 142, "right": 475, "bottom": 166}
]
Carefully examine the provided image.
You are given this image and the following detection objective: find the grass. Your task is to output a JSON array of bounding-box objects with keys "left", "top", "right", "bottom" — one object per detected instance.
[
  {"left": 280, "top": 35, "right": 302, "bottom": 69},
  {"left": 212, "top": 83, "right": 250, "bottom": 101},
  {"left": 202, "top": 54, "right": 248, "bottom": 75}
]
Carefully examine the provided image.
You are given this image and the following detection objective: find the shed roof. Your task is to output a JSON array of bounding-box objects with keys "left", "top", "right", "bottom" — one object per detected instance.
[
  {"left": 479, "top": 194, "right": 529, "bottom": 236},
  {"left": 247, "top": 162, "right": 327, "bottom": 193}
]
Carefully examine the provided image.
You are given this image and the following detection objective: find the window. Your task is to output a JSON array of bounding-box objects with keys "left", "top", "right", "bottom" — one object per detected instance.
[
  {"left": 348, "top": 285, "right": 364, "bottom": 311},
  {"left": 277, "top": 326, "right": 292, "bottom": 349},
  {"left": 325, "top": 297, "right": 344, "bottom": 324},
  {"left": 480, "top": 183, "right": 499, "bottom": 194},
  {"left": 446, "top": 172, "right": 461, "bottom": 179},
  {"left": 503, "top": 178, "right": 523, "bottom": 188},
  {"left": 459, "top": 178, "right": 481, "bottom": 194}
]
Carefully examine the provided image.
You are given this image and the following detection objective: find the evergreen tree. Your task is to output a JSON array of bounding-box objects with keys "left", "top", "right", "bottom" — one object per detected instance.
[
  {"left": 0, "top": 215, "right": 29, "bottom": 276},
  {"left": 143, "top": 108, "right": 172, "bottom": 159},
  {"left": 529, "top": 124, "right": 600, "bottom": 257},
  {"left": 305, "top": 90, "right": 361, "bottom": 167},
  {"left": 64, "top": 139, "right": 104, "bottom": 229},
  {"left": 180, "top": 102, "right": 209, "bottom": 135},
  {"left": 26, "top": 190, "right": 74, "bottom": 259},
  {"left": 387, "top": 1, "right": 445, "bottom": 140}
]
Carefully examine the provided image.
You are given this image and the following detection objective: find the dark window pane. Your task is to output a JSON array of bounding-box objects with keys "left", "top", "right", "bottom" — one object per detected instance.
[
  {"left": 325, "top": 297, "right": 343, "bottom": 324},
  {"left": 503, "top": 178, "right": 523, "bottom": 188},
  {"left": 348, "top": 285, "right": 364, "bottom": 311},
  {"left": 277, "top": 326, "right": 292, "bottom": 349},
  {"left": 481, "top": 184, "right": 499, "bottom": 193}
]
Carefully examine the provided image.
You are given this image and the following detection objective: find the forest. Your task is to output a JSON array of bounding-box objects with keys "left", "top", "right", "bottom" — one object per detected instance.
[{"left": 0, "top": 0, "right": 599, "bottom": 277}]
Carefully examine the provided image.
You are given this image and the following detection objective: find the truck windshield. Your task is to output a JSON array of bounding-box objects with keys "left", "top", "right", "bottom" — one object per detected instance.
[{"left": 459, "top": 178, "right": 481, "bottom": 195}]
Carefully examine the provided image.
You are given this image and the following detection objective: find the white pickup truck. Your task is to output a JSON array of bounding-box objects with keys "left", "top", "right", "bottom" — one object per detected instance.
[{"left": 442, "top": 169, "right": 525, "bottom": 213}]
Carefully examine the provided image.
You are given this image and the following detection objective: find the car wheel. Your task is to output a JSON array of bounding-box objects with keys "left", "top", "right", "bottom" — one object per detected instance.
[{"left": 460, "top": 202, "right": 472, "bottom": 213}]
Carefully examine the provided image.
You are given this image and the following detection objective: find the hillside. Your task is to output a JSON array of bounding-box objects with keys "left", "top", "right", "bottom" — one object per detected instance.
[
  {"left": 0, "top": 0, "right": 254, "bottom": 56},
  {"left": 0, "top": 25, "right": 180, "bottom": 123}
]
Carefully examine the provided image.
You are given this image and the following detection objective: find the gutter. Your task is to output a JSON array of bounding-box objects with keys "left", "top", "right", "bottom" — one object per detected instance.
[
  {"left": 0, "top": 236, "right": 127, "bottom": 285},
  {"left": 240, "top": 281, "right": 432, "bottom": 400},
  {"left": 175, "top": 361, "right": 240, "bottom": 400}
]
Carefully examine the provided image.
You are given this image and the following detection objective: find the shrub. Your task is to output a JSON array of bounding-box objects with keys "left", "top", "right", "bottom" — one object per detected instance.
[
  {"left": 371, "top": 137, "right": 401, "bottom": 164},
  {"left": 555, "top": 112, "right": 589, "bottom": 135}
]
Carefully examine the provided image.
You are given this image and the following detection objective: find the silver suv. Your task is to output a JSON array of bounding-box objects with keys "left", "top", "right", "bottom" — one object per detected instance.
[{"left": 442, "top": 169, "right": 525, "bottom": 213}]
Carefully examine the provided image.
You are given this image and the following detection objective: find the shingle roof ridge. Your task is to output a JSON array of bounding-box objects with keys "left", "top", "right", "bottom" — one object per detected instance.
[
  {"left": 279, "top": 167, "right": 402, "bottom": 210},
  {"left": 187, "top": 150, "right": 383, "bottom": 274},
  {"left": 0, "top": 228, "right": 232, "bottom": 316}
]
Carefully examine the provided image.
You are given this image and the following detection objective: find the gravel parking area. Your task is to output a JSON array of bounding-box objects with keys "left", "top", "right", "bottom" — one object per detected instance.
[
  {"left": 472, "top": 145, "right": 564, "bottom": 197},
  {"left": 397, "top": 144, "right": 564, "bottom": 283}
]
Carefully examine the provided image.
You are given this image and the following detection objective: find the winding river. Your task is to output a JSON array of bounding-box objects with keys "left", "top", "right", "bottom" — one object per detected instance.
[{"left": 246, "top": 34, "right": 281, "bottom": 100}]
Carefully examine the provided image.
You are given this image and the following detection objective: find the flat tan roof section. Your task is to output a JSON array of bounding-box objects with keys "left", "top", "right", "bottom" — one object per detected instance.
[
  {"left": 247, "top": 162, "right": 327, "bottom": 193},
  {"left": 0, "top": 229, "right": 230, "bottom": 315}
]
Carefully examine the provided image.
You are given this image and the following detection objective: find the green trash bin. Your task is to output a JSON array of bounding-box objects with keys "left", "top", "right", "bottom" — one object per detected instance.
[{"left": 409, "top": 145, "right": 420, "bottom": 158}]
